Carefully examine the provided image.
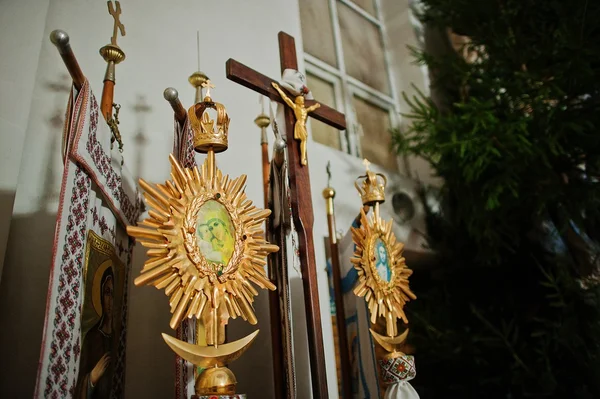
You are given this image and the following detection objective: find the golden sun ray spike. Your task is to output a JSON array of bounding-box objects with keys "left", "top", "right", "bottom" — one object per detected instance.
[{"left": 126, "top": 80, "right": 279, "bottom": 397}]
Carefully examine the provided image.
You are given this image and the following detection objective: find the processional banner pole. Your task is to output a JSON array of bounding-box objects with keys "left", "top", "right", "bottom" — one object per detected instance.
[
  {"left": 322, "top": 162, "right": 353, "bottom": 399},
  {"left": 49, "top": 30, "right": 85, "bottom": 90},
  {"left": 99, "top": 0, "right": 126, "bottom": 124}
]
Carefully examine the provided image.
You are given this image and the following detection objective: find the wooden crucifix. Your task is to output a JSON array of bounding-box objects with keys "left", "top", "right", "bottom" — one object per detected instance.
[{"left": 226, "top": 32, "right": 346, "bottom": 399}]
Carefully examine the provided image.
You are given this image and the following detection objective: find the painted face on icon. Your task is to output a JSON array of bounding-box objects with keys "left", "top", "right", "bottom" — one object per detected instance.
[
  {"left": 102, "top": 276, "right": 114, "bottom": 316},
  {"left": 196, "top": 200, "right": 236, "bottom": 266},
  {"left": 378, "top": 245, "right": 387, "bottom": 263},
  {"left": 374, "top": 239, "right": 391, "bottom": 283}
]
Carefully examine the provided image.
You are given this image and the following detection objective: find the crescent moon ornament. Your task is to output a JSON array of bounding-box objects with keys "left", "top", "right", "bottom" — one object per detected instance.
[
  {"left": 162, "top": 329, "right": 259, "bottom": 368},
  {"left": 370, "top": 328, "right": 409, "bottom": 354},
  {"left": 163, "top": 330, "right": 259, "bottom": 396}
]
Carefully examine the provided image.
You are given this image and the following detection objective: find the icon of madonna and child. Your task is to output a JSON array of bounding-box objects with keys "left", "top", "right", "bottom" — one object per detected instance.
[{"left": 195, "top": 200, "right": 236, "bottom": 273}]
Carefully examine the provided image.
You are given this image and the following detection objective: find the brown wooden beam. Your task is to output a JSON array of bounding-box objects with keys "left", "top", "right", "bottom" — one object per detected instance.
[
  {"left": 226, "top": 58, "right": 346, "bottom": 131},
  {"left": 278, "top": 31, "right": 329, "bottom": 399}
]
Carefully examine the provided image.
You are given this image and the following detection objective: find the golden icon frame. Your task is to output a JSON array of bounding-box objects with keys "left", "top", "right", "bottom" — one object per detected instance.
[
  {"left": 351, "top": 208, "right": 416, "bottom": 337},
  {"left": 127, "top": 154, "right": 278, "bottom": 345}
]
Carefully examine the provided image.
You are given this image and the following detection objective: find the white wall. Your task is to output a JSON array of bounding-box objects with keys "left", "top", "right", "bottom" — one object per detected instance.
[
  {"left": 0, "top": 0, "right": 51, "bottom": 281},
  {"left": 0, "top": 0, "right": 430, "bottom": 398}
]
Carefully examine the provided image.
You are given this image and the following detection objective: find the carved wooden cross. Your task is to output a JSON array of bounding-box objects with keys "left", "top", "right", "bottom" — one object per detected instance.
[
  {"left": 107, "top": 1, "right": 126, "bottom": 46},
  {"left": 226, "top": 32, "right": 346, "bottom": 399}
]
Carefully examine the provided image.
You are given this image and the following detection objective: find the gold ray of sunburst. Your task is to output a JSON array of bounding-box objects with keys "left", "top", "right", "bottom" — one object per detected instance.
[
  {"left": 127, "top": 154, "right": 278, "bottom": 344},
  {"left": 351, "top": 207, "right": 416, "bottom": 337}
]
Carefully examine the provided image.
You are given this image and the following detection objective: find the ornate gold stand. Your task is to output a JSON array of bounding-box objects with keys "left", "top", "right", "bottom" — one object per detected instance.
[
  {"left": 350, "top": 159, "right": 418, "bottom": 391},
  {"left": 127, "top": 83, "right": 278, "bottom": 398}
]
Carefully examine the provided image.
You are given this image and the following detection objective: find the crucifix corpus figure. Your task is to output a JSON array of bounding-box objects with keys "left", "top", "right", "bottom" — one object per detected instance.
[{"left": 272, "top": 82, "right": 320, "bottom": 166}]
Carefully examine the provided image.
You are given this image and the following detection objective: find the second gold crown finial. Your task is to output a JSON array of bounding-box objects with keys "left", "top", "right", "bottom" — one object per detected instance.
[
  {"left": 355, "top": 158, "right": 387, "bottom": 206},
  {"left": 187, "top": 82, "right": 230, "bottom": 153}
]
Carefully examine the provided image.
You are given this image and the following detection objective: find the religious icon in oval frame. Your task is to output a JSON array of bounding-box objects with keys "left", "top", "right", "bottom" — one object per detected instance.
[
  {"left": 351, "top": 202, "right": 416, "bottom": 337},
  {"left": 128, "top": 154, "right": 278, "bottom": 345}
]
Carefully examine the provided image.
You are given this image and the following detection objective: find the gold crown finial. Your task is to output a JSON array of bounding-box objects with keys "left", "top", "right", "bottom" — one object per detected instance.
[
  {"left": 355, "top": 158, "right": 387, "bottom": 205},
  {"left": 188, "top": 83, "right": 230, "bottom": 153}
]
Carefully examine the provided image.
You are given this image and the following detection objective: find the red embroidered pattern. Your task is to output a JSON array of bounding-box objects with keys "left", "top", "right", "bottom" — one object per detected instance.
[
  {"left": 378, "top": 355, "right": 416, "bottom": 384},
  {"left": 38, "top": 82, "right": 139, "bottom": 399},
  {"left": 44, "top": 167, "right": 91, "bottom": 398},
  {"left": 90, "top": 206, "right": 116, "bottom": 243},
  {"left": 84, "top": 96, "right": 141, "bottom": 225},
  {"left": 111, "top": 242, "right": 133, "bottom": 397},
  {"left": 182, "top": 122, "right": 196, "bottom": 169}
]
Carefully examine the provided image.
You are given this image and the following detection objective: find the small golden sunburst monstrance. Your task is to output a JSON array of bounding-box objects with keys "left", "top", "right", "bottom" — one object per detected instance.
[
  {"left": 351, "top": 159, "right": 416, "bottom": 337},
  {"left": 127, "top": 83, "right": 279, "bottom": 396}
]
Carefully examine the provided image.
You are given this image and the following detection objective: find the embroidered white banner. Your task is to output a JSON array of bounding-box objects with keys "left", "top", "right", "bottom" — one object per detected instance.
[{"left": 34, "top": 80, "right": 142, "bottom": 399}]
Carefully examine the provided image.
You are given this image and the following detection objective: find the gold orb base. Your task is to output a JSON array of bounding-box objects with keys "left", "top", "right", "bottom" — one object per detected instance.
[{"left": 195, "top": 366, "right": 237, "bottom": 396}]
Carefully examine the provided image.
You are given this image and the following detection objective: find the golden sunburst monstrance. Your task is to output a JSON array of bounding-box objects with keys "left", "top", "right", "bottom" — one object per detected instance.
[
  {"left": 351, "top": 159, "right": 416, "bottom": 337},
  {"left": 127, "top": 153, "right": 278, "bottom": 344}
]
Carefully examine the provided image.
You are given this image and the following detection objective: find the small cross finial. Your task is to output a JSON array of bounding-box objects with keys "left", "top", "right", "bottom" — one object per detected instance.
[
  {"left": 362, "top": 158, "right": 371, "bottom": 171},
  {"left": 202, "top": 80, "right": 216, "bottom": 97},
  {"left": 326, "top": 161, "right": 332, "bottom": 186},
  {"left": 107, "top": 1, "right": 126, "bottom": 46}
]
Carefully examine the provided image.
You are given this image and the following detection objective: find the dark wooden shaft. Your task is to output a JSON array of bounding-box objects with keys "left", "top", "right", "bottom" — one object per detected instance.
[
  {"left": 326, "top": 214, "right": 352, "bottom": 399},
  {"left": 268, "top": 292, "right": 285, "bottom": 399},
  {"left": 278, "top": 31, "right": 328, "bottom": 399},
  {"left": 101, "top": 80, "right": 115, "bottom": 122},
  {"left": 59, "top": 51, "right": 85, "bottom": 91},
  {"left": 267, "top": 225, "right": 286, "bottom": 399},
  {"left": 50, "top": 31, "right": 85, "bottom": 90},
  {"left": 262, "top": 142, "right": 270, "bottom": 208},
  {"left": 171, "top": 100, "right": 187, "bottom": 125},
  {"left": 263, "top": 140, "right": 285, "bottom": 399}
]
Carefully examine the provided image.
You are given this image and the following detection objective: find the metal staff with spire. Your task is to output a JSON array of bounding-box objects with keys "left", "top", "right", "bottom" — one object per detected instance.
[
  {"left": 322, "top": 162, "right": 352, "bottom": 399},
  {"left": 100, "top": 1, "right": 126, "bottom": 125},
  {"left": 255, "top": 96, "right": 271, "bottom": 208}
]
